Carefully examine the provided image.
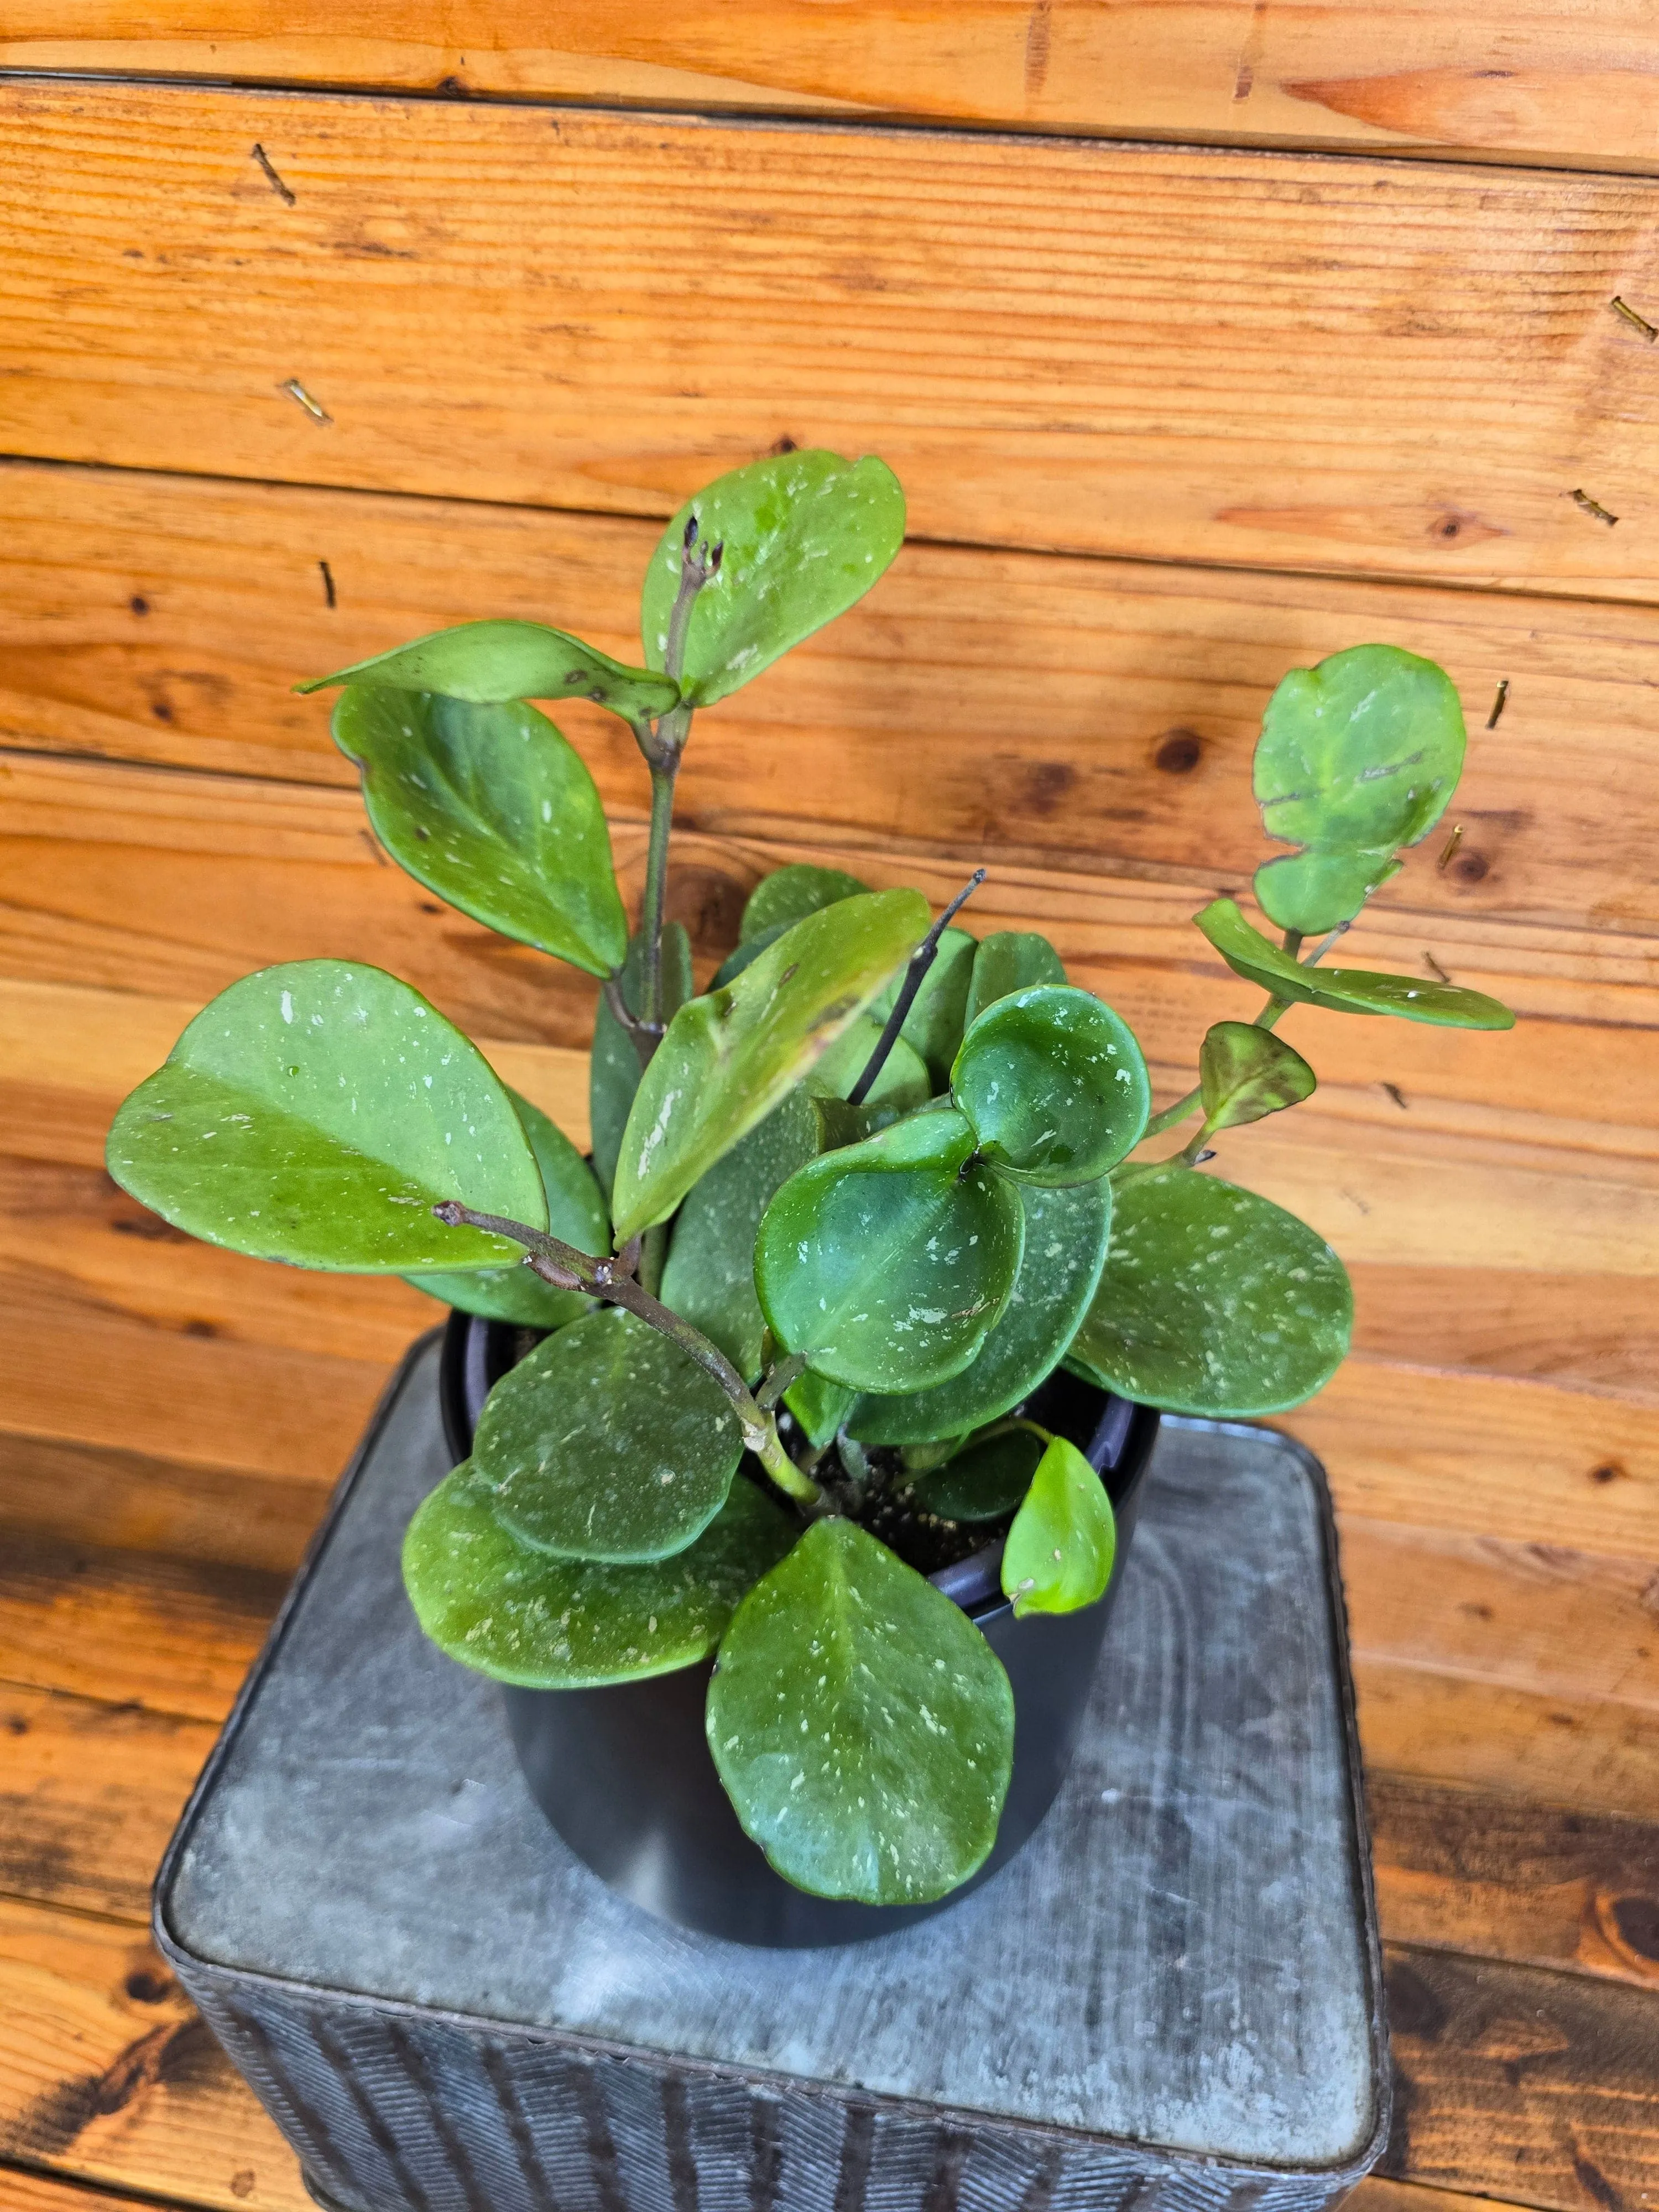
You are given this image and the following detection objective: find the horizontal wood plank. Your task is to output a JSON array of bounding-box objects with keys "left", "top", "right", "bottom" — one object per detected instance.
[
  {"left": 6, "top": 459, "right": 1659, "bottom": 938},
  {"left": 4, "top": 85, "right": 1659, "bottom": 598},
  {"left": 0, "top": 2164, "right": 192, "bottom": 2211},
  {"left": 3, "top": 0, "right": 1658, "bottom": 176}
]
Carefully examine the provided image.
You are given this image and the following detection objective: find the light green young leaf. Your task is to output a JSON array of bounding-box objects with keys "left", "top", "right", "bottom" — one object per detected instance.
[
  {"left": 963, "top": 931, "right": 1066, "bottom": 1027},
  {"left": 754, "top": 1107, "right": 1024, "bottom": 1394},
  {"left": 1198, "top": 1021, "right": 1317, "bottom": 1135},
  {"left": 107, "top": 961, "right": 544, "bottom": 1271},
  {"left": 1000, "top": 1434, "right": 1116, "bottom": 1618},
  {"left": 404, "top": 1460, "right": 796, "bottom": 1688},
  {"left": 333, "top": 688, "right": 628, "bottom": 978},
  {"left": 589, "top": 922, "right": 695, "bottom": 1200},
  {"left": 911, "top": 1425, "right": 1044, "bottom": 1524},
  {"left": 476, "top": 1307, "right": 743, "bottom": 1563},
  {"left": 782, "top": 1369, "right": 855, "bottom": 1448},
  {"left": 1070, "top": 1164, "right": 1351, "bottom": 1416},
  {"left": 870, "top": 926, "right": 978, "bottom": 1087},
  {"left": 659, "top": 1089, "right": 826, "bottom": 1380},
  {"left": 806, "top": 1016, "right": 932, "bottom": 1115},
  {"left": 847, "top": 1180, "right": 1110, "bottom": 1444},
  {"left": 405, "top": 1088, "right": 609, "bottom": 1328},
  {"left": 298, "top": 619, "right": 680, "bottom": 723},
  {"left": 1254, "top": 644, "right": 1467, "bottom": 934},
  {"left": 611, "top": 889, "right": 928, "bottom": 1240},
  {"left": 741, "top": 863, "right": 871, "bottom": 942},
  {"left": 641, "top": 452, "right": 906, "bottom": 707},
  {"left": 706, "top": 1518, "right": 1014, "bottom": 1903},
  {"left": 952, "top": 984, "right": 1150, "bottom": 1185},
  {"left": 1194, "top": 899, "right": 1516, "bottom": 1030}
]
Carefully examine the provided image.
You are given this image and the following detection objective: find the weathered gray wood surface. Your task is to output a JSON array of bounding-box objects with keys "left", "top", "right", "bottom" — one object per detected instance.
[{"left": 158, "top": 1336, "right": 1387, "bottom": 2212}]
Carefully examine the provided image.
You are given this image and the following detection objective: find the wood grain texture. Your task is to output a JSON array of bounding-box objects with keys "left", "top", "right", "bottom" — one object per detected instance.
[
  {"left": 4, "top": 0, "right": 1659, "bottom": 175},
  {"left": 7, "top": 458, "right": 1659, "bottom": 937},
  {"left": 5, "top": 85, "right": 1659, "bottom": 599},
  {"left": 0, "top": 2167, "right": 189, "bottom": 2212}
]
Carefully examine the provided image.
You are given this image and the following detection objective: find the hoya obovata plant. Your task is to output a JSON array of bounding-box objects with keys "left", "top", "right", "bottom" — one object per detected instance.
[{"left": 108, "top": 451, "right": 1514, "bottom": 1907}]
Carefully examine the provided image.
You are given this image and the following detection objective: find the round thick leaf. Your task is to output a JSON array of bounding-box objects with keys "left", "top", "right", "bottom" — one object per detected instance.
[
  {"left": 107, "top": 961, "right": 544, "bottom": 1271},
  {"left": 404, "top": 1460, "right": 796, "bottom": 1688},
  {"left": 806, "top": 1016, "right": 931, "bottom": 1114},
  {"left": 742, "top": 864, "right": 871, "bottom": 943},
  {"left": 589, "top": 922, "right": 695, "bottom": 1201},
  {"left": 406, "top": 1088, "right": 609, "bottom": 1327},
  {"left": 1198, "top": 1021, "right": 1316, "bottom": 1135},
  {"left": 911, "top": 1426, "right": 1044, "bottom": 1523},
  {"left": 754, "top": 1108, "right": 1024, "bottom": 1393},
  {"left": 964, "top": 931, "right": 1066, "bottom": 1027},
  {"left": 660, "top": 1089, "right": 826, "bottom": 1380},
  {"left": 333, "top": 688, "right": 628, "bottom": 978},
  {"left": 783, "top": 1370, "right": 855, "bottom": 1449},
  {"left": 870, "top": 926, "right": 977, "bottom": 1088},
  {"left": 612, "top": 889, "right": 929, "bottom": 1241},
  {"left": 1194, "top": 899, "right": 1515, "bottom": 1030},
  {"left": 1001, "top": 1435, "right": 1115, "bottom": 1618},
  {"left": 477, "top": 1307, "right": 744, "bottom": 1563},
  {"left": 642, "top": 452, "right": 906, "bottom": 708},
  {"left": 1070, "top": 1165, "right": 1351, "bottom": 1416},
  {"left": 847, "top": 1180, "right": 1111, "bottom": 1444},
  {"left": 1254, "top": 644, "right": 1466, "bottom": 934},
  {"left": 952, "top": 985, "right": 1150, "bottom": 1185},
  {"left": 706, "top": 1517, "right": 1014, "bottom": 1903},
  {"left": 298, "top": 620, "right": 679, "bottom": 722}
]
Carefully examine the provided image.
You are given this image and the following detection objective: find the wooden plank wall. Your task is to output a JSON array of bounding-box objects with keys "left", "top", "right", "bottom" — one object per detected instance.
[{"left": 0, "top": 18, "right": 1656, "bottom": 2212}]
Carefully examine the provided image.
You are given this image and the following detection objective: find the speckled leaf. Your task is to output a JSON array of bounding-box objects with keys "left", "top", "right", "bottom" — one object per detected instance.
[
  {"left": 871, "top": 926, "right": 977, "bottom": 1087},
  {"left": 911, "top": 1426, "right": 1045, "bottom": 1524},
  {"left": 706, "top": 1517, "right": 1014, "bottom": 1903},
  {"left": 476, "top": 1306, "right": 744, "bottom": 1563},
  {"left": 1001, "top": 1436, "right": 1116, "bottom": 1618},
  {"left": 106, "top": 960, "right": 544, "bottom": 1271},
  {"left": 1197, "top": 1022, "right": 1317, "bottom": 1135},
  {"left": 332, "top": 688, "right": 628, "bottom": 977},
  {"left": 404, "top": 1460, "right": 796, "bottom": 1688},
  {"left": 952, "top": 985, "right": 1150, "bottom": 1186},
  {"left": 611, "top": 889, "right": 929, "bottom": 1241},
  {"left": 784, "top": 1370, "right": 856, "bottom": 1449},
  {"left": 754, "top": 1107, "right": 1024, "bottom": 1394},
  {"left": 642, "top": 452, "right": 906, "bottom": 707},
  {"left": 298, "top": 619, "right": 680, "bottom": 722},
  {"left": 660, "top": 1090, "right": 826, "bottom": 1380},
  {"left": 1194, "top": 899, "right": 1515, "bottom": 1030},
  {"left": 806, "top": 1016, "right": 932, "bottom": 1115},
  {"left": 847, "top": 1180, "right": 1111, "bottom": 1444},
  {"left": 406, "top": 1089, "right": 609, "bottom": 1328},
  {"left": 1254, "top": 644, "right": 1465, "bottom": 933},
  {"left": 1069, "top": 1165, "right": 1351, "bottom": 1416},
  {"left": 742, "top": 863, "right": 872, "bottom": 942},
  {"left": 589, "top": 922, "right": 695, "bottom": 1200},
  {"left": 963, "top": 931, "right": 1067, "bottom": 1027}
]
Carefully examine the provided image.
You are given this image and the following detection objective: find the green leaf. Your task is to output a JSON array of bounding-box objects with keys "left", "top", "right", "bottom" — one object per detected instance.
[
  {"left": 706, "top": 1517, "right": 1014, "bottom": 1903},
  {"left": 1070, "top": 1164, "right": 1351, "bottom": 1416},
  {"left": 298, "top": 619, "right": 680, "bottom": 723},
  {"left": 476, "top": 1306, "right": 744, "bottom": 1563},
  {"left": 404, "top": 1460, "right": 796, "bottom": 1688},
  {"left": 333, "top": 688, "right": 628, "bottom": 978},
  {"left": 754, "top": 1107, "right": 1024, "bottom": 1393},
  {"left": 847, "top": 1180, "right": 1111, "bottom": 1444},
  {"left": 589, "top": 922, "right": 695, "bottom": 1200},
  {"left": 106, "top": 960, "right": 544, "bottom": 1271},
  {"left": 963, "top": 931, "right": 1066, "bottom": 1027},
  {"left": 783, "top": 1369, "right": 855, "bottom": 1448},
  {"left": 871, "top": 926, "right": 978, "bottom": 1088},
  {"left": 712, "top": 923, "right": 790, "bottom": 989},
  {"left": 642, "top": 452, "right": 906, "bottom": 708},
  {"left": 1198, "top": 1021, "right": 1317, "bottom": 1135},
  {"left": 405, "top": 1088, "right": 609, "bottom": 1327},
  {"left": 1194, "top": 899, "right": 1516, "bottom": 1030},
  {"left": 952, "top": 984, "right": 1150, "bottom": 1185},
  {"left": 741, "top": 863, "right": 871, "bottom": 942},
  {"left": 1000, "top": 1435, "right": 1116, "bottom": 1618},
  {"left": 659, "top": 1089, "right": 826, "bottom": 1380},
  {"left": 611, "top": 889, "right": 929, "bottom": 1241},
  {"left": 911, "top": 1425, "right": 1044, "bottom": 1523},
  {"left": 805, "top": 1016, "right": 932, "bottom": 1114},
  {"left": 1253, "top": 644, "right": 1467, "bottom": 934}
]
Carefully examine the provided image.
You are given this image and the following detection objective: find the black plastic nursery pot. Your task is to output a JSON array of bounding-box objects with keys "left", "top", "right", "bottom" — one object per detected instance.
[{"left": 439, "top": 1308, "right": 1162, "bottom": 1948}]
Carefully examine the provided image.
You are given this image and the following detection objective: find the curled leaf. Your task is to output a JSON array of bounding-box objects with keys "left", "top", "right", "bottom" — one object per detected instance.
[
  {"left": 1194, "top": 899, "right": 1515, "bottom": 1030},
  {"left": 1198, "top": 1021, "right": 1316, "bottom": 1135},
  {"left": 298, "top": 619, "right": 679, "bottom": 723},
  {"left": 963, "top": 931, "right": 1066, "bottom": 1027},
  {"left": 952, "top": 984, "right": 1150, "bottom": 1185}
]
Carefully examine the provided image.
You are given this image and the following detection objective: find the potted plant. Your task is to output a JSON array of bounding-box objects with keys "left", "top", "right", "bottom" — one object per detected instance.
[{"left": 108, "top": 450, "right": 1512, "bottom": 1947}]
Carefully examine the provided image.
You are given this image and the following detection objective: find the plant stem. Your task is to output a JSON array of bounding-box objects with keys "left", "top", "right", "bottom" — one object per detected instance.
[
  {"left": 602, "top": 973, "right": 659, "bottom": 1073},
  {"left": 847, "top": 869, "right": 987, "bottom": 1107},
  {"left": 755, "top": 1350, "right": 809, "bottom": 1412},
  {"left": 639, "top": 1219, "right": 669, "bottom": 1299},
  {"left": 638, "top": 756, "right": 679, "bottom": 1032},
  {"left": 433, "top": 1203, "right": 823, "bottom": 1509},
  {"left": 1141, "top": 1085, "right": 1202, "bottom": 1140}
]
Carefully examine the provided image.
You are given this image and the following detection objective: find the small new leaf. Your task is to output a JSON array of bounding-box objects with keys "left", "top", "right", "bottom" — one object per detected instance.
[
  {"left": 1194, "top": 900, "right": 1515, "bottom": 1030},
  {"left": 1000, "top": 1435, "right": 1116, "bottom": 1618},
  {"left": 1198, "top": 1021, "right": 1317, "bottom": 1134},
  {"left": 953, "top": 985, "right": 1150, "bottom": 1185},
  {"left": 299, "top": 619, "right": 680, "bottom": 723}
]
